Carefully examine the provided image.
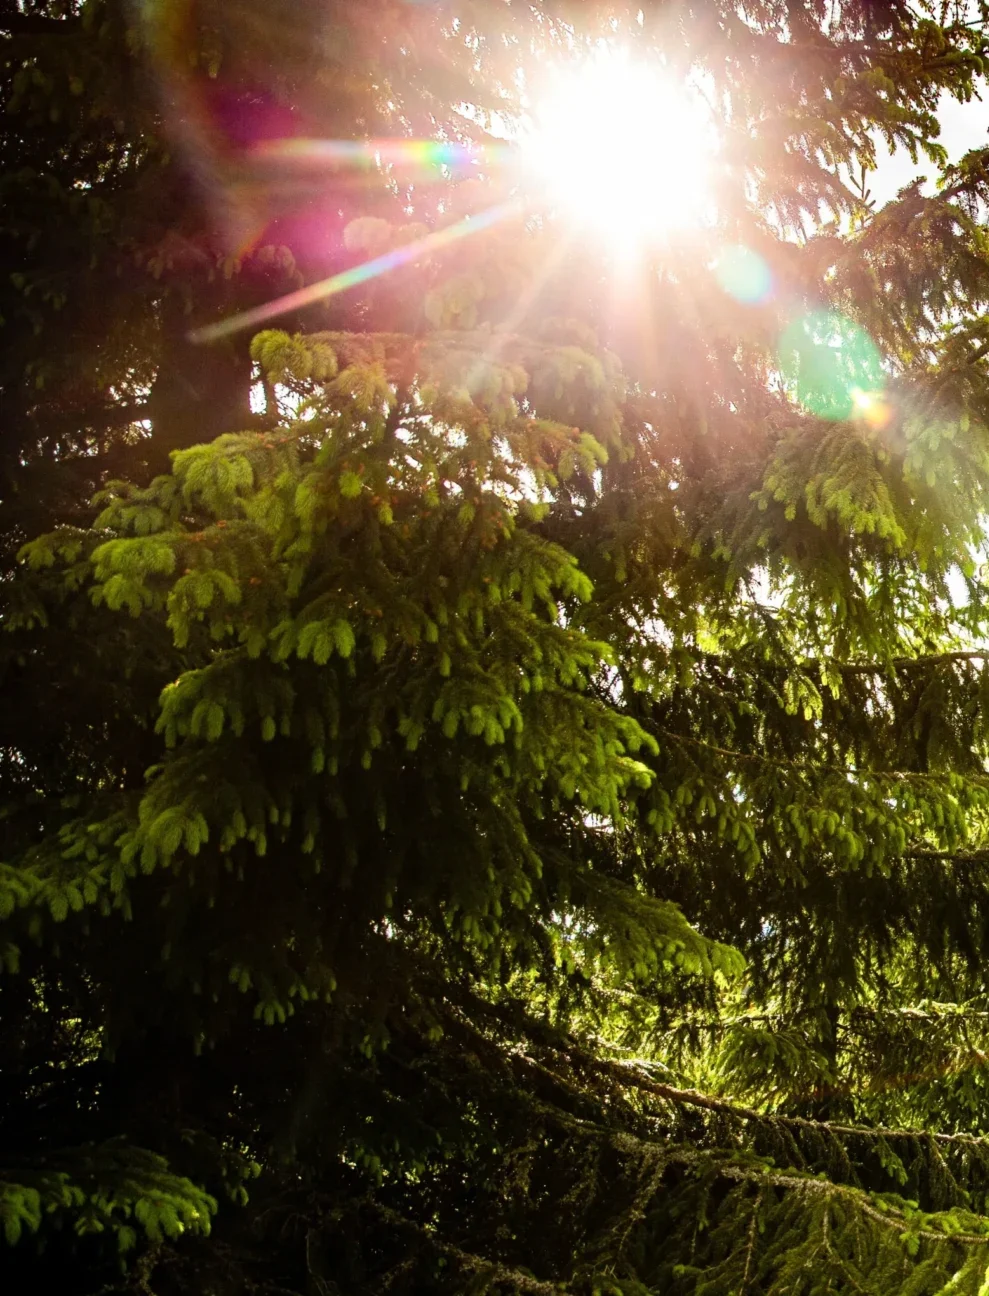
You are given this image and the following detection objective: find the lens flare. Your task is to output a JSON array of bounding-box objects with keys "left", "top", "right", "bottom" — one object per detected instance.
[
  {"left": 851, "top": 387, "right": 894, "bottom": 431},
  {"left": 251, "top": 137, "right": 499, "bottom": 177},
  {"left": 715, "top": 245, "right": 773, "bottom": 304},
  {"left": 189, "top": 201, "right": 517, "bottom": 343},
  {"left": 779, "top": 311, "right": 885, "bottom": 422}
]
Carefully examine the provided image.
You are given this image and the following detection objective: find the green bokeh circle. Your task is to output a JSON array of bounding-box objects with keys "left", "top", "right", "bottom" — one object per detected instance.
[{"left": 778, "top": 311, "right": 884, "bottom": 421}]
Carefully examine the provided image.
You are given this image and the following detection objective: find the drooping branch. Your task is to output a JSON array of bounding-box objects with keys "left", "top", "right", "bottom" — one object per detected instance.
[
  {"left": 656, "top": 727, "right": 989, "bottom": 785},
  {"left": 586, "top": 1054, "right": 989, "bottom": 1150},
  {"left": 560, "top": 1119, "right": 989, "bottom": 1249},
  {"left": 445, "top": 990, "right": 989, "bottom": 1152},
  {"left": 367, "top": 1202, "right": 563, "bottom": 1295}
]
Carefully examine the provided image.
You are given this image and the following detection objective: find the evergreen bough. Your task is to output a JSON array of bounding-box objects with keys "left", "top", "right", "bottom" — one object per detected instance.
[{"left": 8, "top": 2, "right": 989, "bottom": 1293}]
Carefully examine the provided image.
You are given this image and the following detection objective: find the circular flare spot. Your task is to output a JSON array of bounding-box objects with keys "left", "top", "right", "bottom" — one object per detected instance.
[
  {"left": 715, "top": 245, "right": 773, "bottom": 304},
  {"left": 779, "top": 312, "right": 884, "bottom": 422}
]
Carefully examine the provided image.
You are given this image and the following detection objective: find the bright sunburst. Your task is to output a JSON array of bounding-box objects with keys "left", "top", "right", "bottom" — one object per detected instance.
[{"left": 521, "top": 50, "right": 714, "bottom": 247}]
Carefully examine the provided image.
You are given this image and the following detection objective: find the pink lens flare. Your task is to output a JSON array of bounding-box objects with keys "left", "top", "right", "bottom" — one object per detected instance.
[{"left": 189, "top": 200, "right": 519, "bottom": 344}]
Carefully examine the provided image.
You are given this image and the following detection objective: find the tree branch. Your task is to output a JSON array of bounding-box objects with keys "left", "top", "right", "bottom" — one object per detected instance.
[
  {"left": 839, "top": 650, "right": 989, "bottom": 672},
  {"left": 580, "top": 1053, "right": 989, "bottom": 1150},
  {"left": 0, "top": 6, "right": 81, "bottom": 35},
  {"left": 550, "top": 1112, "right": 989, "bottom": 1249},
  {"left": 367, "top": 1202, "right": 562, "bottom": 1295}
]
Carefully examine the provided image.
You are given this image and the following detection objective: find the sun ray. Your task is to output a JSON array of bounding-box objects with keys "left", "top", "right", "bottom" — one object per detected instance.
[{"left": 464, "top": 223, "right": 578, "bottom": 396}]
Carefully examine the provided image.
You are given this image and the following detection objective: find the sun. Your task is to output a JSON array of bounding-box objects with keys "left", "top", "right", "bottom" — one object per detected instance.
[{"left": 520, "top": 50, "right": 714, "bottom": 247}]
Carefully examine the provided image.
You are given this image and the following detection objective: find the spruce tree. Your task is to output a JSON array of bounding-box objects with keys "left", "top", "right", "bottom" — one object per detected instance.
[{"left": 9, "top": 2, "right": 989, "bottom": 1294}]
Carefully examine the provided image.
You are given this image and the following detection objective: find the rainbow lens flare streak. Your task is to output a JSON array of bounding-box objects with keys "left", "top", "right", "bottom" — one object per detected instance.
[
  {"left": 189, "top": 200, "right": 518, "bottom": 344},
  {"left": 251, "top": 137, "right": 509, "bottom": 173}
]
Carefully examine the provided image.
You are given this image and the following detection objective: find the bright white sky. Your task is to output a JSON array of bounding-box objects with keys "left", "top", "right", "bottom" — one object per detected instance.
[{"left": 869, "top": 88, "right": 989, "bottom": 204}]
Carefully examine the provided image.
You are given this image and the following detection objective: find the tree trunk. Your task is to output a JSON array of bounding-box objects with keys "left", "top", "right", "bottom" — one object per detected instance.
[{"left": 148, "top": 292, "right": 254, "bottom": 475}]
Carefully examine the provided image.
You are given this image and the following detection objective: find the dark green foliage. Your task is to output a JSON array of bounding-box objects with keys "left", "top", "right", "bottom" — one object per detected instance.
[{"left": 11, "top": 2, "right": 989, "bottom": 1294}]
